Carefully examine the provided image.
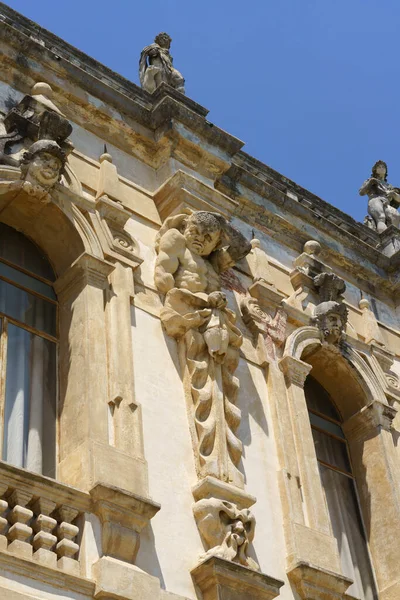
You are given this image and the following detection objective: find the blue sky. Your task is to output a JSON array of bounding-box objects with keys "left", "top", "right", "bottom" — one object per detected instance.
[{"left": 3, "top": 0, "right": 400, "bottom": 224}]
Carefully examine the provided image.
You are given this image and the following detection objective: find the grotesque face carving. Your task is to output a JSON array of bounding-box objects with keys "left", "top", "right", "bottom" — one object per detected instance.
[
  {"left": 21, "top": 140, "right": 66, "bottom": 191},
  {"left": 230, "top": 519, "right": 247, "bottom": 547},
  {"left": 28, "top": 151, "right": 63, "bottom": 187},
  {"left": 183, "top": 217, "right": 221, "bottom": 256},
  {"left": 321, "top": 311, "right": 344, "bottom": 344}
]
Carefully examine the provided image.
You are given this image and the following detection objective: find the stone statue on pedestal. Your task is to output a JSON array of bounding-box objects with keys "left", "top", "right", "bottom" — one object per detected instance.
[
  {"left": 359, "top": 160, "right": 400, "bottom": 233},
  {"left": 139, "top": 33, "right": 185, "bottom": 94},
  {"left": 154, "top": 210, "right": 251, "bottom": 487}
]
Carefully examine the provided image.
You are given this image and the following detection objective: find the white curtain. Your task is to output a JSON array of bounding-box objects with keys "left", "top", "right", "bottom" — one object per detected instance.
[
  {"left": 1, "top": 294, "right": 56, "bottom": 477},
  {"left": 320, "top": 463, "right": 378, "bottom": 600}
]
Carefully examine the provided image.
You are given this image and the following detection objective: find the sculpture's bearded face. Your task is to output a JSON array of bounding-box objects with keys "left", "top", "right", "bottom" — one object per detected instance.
[
  {"left": 184, "top": 221, "right": 221, "bottom": 256},
  {"left": 28, "top": 151, "right": 62, "bottom": 187},
  {"left": 322, "top": 313, "right": 343, "bottom": 342}
]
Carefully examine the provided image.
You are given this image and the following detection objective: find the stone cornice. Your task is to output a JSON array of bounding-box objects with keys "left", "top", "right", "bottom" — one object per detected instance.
[
  {"left": 217, "top": 160, "right": 400, "bottom": 300},
  {"left": 3, "top": 2, "right": 400, "bottom": 302},
  {"left": 0, "top": 4, "right": 243, "bottom": 176},
  {"left": 0, "top": 550, "right": 95, "bottom": 596}
]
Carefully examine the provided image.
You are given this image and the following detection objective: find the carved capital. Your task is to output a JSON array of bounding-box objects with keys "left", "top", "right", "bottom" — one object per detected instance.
[
  {"left": 279, "top": 355, "right": 312, "bottom": 387},
  {"left": 343, "top": 400, "right": 397, "bottom": 440},
  {"left": 54, "top": 253, "right": 114, "bottom": 301}
]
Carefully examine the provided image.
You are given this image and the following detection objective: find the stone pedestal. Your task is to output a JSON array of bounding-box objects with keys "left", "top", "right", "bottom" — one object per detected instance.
[
  {"left": 191, "top": 557, "right": 284, "bottom": 600},
  {"left": 378, "top": 225, "right": 400, "bottom": 257}
]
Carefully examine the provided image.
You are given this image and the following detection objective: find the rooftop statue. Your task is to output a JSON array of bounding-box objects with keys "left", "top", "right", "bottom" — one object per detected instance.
[
  {"left": 154, "top": 210, "right": 251, "bottom": 487},
  {"left": 139, "top": 32, "right": 185, "bottom": 94},
  {"left": 359, "top": 160, "right": 400, "bottom": 233}
]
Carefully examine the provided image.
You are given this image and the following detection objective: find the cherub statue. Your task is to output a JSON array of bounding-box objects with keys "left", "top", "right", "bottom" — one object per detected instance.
[
  {"left": 359, "top": 160, "right": 400, "bottom": 233},
  {"left": 154, "top": 210, "right": 251, "bottom": 486},
  {"left": 139, "top": 32, "right": 185, "bottom": 94},
  {"left": 155, "top": 210, "right": 251, "bottom": 359},
  {"left": 193, "top": 498, "right": 259, "bottom": 571}
]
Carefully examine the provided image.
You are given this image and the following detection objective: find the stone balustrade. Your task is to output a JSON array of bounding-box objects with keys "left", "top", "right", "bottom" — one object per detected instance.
[{"left": 0, "top": 461, "right": 90, "bottom": 575}]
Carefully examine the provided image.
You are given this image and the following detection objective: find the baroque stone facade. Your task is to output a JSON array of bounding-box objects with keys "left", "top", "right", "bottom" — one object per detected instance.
[{"left": 0, "top": 5, "right": 400, "bottom": 600}]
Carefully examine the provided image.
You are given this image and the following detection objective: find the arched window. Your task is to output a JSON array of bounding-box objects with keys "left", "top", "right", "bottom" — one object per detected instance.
[
  {"left": 305, "top": 375, "right": 378, "bottom": 600},
  {"left": 0, "top": 223, "right": 57, "bottom": 478}
]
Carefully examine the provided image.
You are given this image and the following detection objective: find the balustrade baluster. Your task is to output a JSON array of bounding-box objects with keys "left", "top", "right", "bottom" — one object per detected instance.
[
  {"left": 32, "top": 498, "right": 57, "bottom": 567},
  {"left": 56, "top": 506, "right": 79, "bottom": 574},
  {"left": 7, "top": 490, "right": 33, "bottom": 558},
  {"left": 0, "top": 484, "right": 8, "bottom": 551}
]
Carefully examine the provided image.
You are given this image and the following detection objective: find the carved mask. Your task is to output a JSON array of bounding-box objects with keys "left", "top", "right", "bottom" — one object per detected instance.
[
  {"left": 27, "top": 151, "right": 62, "bottom": 188},
  {"left": 183, "top": 221, "right": 220, "bottom": 256},
  {"left": 321, "top": 312, "right": 343, "bottom": 344}
]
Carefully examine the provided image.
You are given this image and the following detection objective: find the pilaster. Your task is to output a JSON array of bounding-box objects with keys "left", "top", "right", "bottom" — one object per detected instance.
[{"left": 55, "top": 253, "right": 148, "bottom": 496}]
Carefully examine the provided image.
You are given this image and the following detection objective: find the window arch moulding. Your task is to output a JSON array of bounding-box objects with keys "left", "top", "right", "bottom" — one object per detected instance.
[{"left": 279, "top": 324, "right": 400, "bottom": 600}]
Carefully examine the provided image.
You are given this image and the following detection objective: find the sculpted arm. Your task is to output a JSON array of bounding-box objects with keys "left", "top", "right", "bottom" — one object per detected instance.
[
  {"left": 154, "top": 229, "right": 184, "bottom": 293},
  {"left": 359, "top": 178, "right": 373, "bottom": 196}
]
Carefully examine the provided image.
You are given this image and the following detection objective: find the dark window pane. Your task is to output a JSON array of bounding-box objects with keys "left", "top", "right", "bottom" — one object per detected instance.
[
  {"left": 0, "top": 262, "right": 56, "bottom": 300},
  {"left": 305, "top": 376, "right": 341, "bottom": 421},
  {"left": 312, "top": 427, "right": 351, "bottom": 474},
  {"left": 3, "top": 324, "right": 57, "bottom": 478},
  {"left": 309, "top": 412, "right": 345, "bottom": 439},
  {"left": 0, "top": 223, "right": 55, "bottom": 281},
  {"left": 0, "top": 279, "right": 56, "bottom": 337}
]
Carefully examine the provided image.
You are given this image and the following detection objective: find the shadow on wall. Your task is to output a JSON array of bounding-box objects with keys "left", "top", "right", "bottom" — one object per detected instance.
[{"left": 135, "top": 522, "right": 166, "bottom": 589}]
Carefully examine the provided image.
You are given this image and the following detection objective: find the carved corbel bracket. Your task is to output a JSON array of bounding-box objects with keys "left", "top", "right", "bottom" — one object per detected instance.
[
  {"left": 90, "top": 195, "right": 142, "bottom": 269},
  {"left": 343, "top": 400, "right": 397, "bottom": 440},
  {"left": 90, "top": 483, "right": 160, "bottom": 564},
  {"left": 288, "top": 562, "right": 352, "bottom": 600},
  {"left": 191, "top": 557, "right": 284, "bottom": 600}
]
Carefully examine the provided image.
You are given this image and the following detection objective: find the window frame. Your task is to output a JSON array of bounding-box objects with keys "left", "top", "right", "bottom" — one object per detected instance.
[{"left": 0, "top": 227, "right": 59, "bottom": 475}]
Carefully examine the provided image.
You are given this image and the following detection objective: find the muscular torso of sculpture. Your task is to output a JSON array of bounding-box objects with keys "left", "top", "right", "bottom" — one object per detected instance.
[
  {"left": 139, "top": 32, "right": 185, "bottom": 94},
  {"left": 155, "top": 211, "right": 251, "bottom": 486},
  {"left": 359, "top": 160, "right": 400, "bottom": 233}
]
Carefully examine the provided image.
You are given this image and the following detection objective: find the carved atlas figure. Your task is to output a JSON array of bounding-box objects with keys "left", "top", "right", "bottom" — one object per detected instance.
[
  {"left": 139, "top": 33, "right": 185, "bottom": 94},
  {"left": 154, "top": 210, "right": 251, "bottom": 487},
  {"left": 359, "top": 160, "right": 400, "bottom": 233}
]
